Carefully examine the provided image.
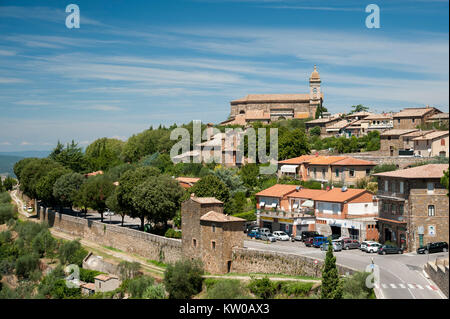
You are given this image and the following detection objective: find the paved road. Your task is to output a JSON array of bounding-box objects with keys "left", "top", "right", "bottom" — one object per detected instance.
[{"left": 244, "top": 239, "right": 448, "bottom": 299}]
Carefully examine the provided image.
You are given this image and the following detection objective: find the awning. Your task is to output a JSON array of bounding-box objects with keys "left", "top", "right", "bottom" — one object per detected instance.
[
  {"left": 280, "top": 165, "right": 298, "bottom": 173},
  {"left": 292, "top": 203, "right": 299, "bottom": 209},
  {"left": 301, "top": 200, "right": 314, "bottom": 208}
]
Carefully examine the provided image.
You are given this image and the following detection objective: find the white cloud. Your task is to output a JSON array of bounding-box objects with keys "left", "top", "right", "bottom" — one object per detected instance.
[{"left": 0, "top": 77, "right": 27, "bottom": 84}]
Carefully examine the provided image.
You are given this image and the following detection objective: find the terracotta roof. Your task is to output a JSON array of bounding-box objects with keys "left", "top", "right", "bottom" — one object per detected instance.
[
  {"left": 363, "top": 113, "right": 393, "bottom": 120},
  {"left": 308, "top": 156, "right": 348, "bottom": 165},
  {"left": 306, "top": 116, "right": 340, "bottom": 124},
  {"left": 372, "top": 164, "right": 448, "bottom": 179},
  {"left": 332, "top": 157, "right": 376, "bottom": 166},
  {"left": 231, "top": 94, "right": 311, "bottom": 104},
  {"left": 200, "top": 211, "right": 245, "bottom": 222},
  {"left": 314, "top": 188, "right": 370, "bottom": 203},
  {"left": 287, "top": 188, "right": 327, "bottom": 200},
  {"left": 95, "top": 274, "right": 119, "bottom": 281},
  {"left": 278, "top": 155, "right": 316, "bottom": 165},
  {"left": 326, "top": 120, "right": 352, "bottom": 130},
  {"left": 428, "top": 113, "right": 449, "bottom": 120},
  {"left": 80, "top": 283, "right": 96, "bottom": 290},
  {"left": 412, "top": 131, "right": 448, "bottom": 141},
  {"left": 393, "top": 107, "right": 439, "bottom": 118},
  {"left": 346, "top": 111, "right": 375, "bottom": 118},
  {"left": 255, "top": 184, "right": 298, "bottom": 198},
  {"left": 191, "top": 197, "right": 223, "bottom": 204},
  {"left": 401, "top": 130, "right": 433, "bottom": 138},
  {"left": 380, "top": 129, "right": 418, "bottom": 136},
  {"left": 85, "top": 170, "right": 104, "bottom": 177}
]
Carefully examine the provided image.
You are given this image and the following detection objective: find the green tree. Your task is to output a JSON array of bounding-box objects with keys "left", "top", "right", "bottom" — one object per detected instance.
[
  {"left": 36, "top": 166, "right": 72, "bottom": 207},
  {"left": 15, "top": 253, "right": 40, "bottom": 279},
  {"left": 315, "top": 104, "right": 328, "bottom": 119},
  {"left": 85, "top": 137, "right": 125, "bottom": 171},
  {"left": 58, "top": 240, "right": 87, "bottom": 267},
  {"left": 53, "top": 172, "right": 85, "bottom": 211},
  {"left": 2, "top": 177, "right": 17, "bottom": 191},
  {"left": 118, "top": 261, "right": 141, "bottom": 281},
  {"left": 320, "top": 238, "right": 343, "bottom": 299},
  {"left": 247, "top": 276, "right": 276, "bottom": 299},
  {"left": 310, "top": 126, "right": 321, "bottom": 137},
  {"left": 49, "top": 140, "right": 89, "bottom": 173},
  {"left": 143, "top": 283, "right": 166, "bottom": 299},
  {"left": 349, "top": 104, "right": 369, "bottom": 114},
  {"left": 441, "top": 169, "right": 449, "bottom": 196},
  {"left": 106, "top": 188, "right": 126, "bottom": 226},
  {"left": 76, "top": 175, "right": 115, "bottom": 222},
  {"left": 132, "top": 175, "right": 184, "bottom": 230},
  {"left": 13, "top": 157, "right": 38, "bottom": 181},
  {"left": 342, "top": 272, "right": 374, "bottom": 299},
  {"left": 32, "top": 229, "right": 57, "bottom": 258},
  {"left": 213, "top": 167, "right": 246, "bottom": 195},
  {"left": 206, "top": 279, "right": 249, "bottom": 299},
  {"left": 128, "top": 275, "right": 155, "bottom": 298},
  {"left": 164, "top": 259, "right": 204, "bottom": 299},
  {"left": 189, "top": 175, "right": 230, "bottom": 208},
  {"left": 278, "top": 128, "right": 310, "bottom": 160},
  {"left": 239, "top": 163, "right": 259, "bottom": 189}
]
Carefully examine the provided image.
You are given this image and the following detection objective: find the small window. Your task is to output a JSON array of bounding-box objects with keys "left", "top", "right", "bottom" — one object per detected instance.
[
  {"left": 212, "top": 241, "right": 216, "bottom": 250},
  {"left": 399, "top": 181, "right": 404, "bottom": 194},
  {"left": 335, "top": 169, "right": 339, "bottom": 177},
  {"left": 397, "top": 119, "right": 400, "bottom": 123},
  {"left": 193, "top": 239, "right": 197, "bottom": 247},
  {"left": 384, "top": 180, "right": 388, "bottom": 192},
  {"left": 212, "top": 224, "right": 216, "bottom": 233},
  {"left": 428, "top": 205, "right": 435, "bottom": 216},
  {"left": 427, "top": 182, "right": 434, "bottom": 193},
  {"left": 441, "top": 139, "right": 446, "bottom": 146},
  {"left": 366, "top": 168, "right": 370, "bottom": 175},
  {"left": 349, "top": 169, "right": 355, "bottom": 177},
  {"left": 412, "top": 118, "right": 415, "bottom": 123}
]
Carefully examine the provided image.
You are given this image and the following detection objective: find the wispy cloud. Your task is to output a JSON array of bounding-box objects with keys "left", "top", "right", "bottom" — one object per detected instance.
[{"left": 0, "top": 77, "right": 27, "bottom": 84}]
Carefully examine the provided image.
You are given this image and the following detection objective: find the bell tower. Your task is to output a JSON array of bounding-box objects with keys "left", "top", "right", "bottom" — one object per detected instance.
[{"left": 309, "top": 65, "right": 322, "bottom": 116}]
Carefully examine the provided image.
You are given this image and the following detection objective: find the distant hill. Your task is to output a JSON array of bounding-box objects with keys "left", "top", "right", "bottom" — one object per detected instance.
[
  {"left": 0, "top": 155, "right": 23, "bottom": 177},
  {"left": 0, "top": 150, "right": 50, "bottom": 158}
]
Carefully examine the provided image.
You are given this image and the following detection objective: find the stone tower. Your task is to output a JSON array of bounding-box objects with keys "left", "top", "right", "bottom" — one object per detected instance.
[{"left": 309, "top": 65, "right": 322, "bottom": 110}]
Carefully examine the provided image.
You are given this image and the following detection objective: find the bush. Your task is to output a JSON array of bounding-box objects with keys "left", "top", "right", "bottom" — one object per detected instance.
[
  {"left": 0, "top": 192, "right": 11, "bottom": 204},
  {"left": 118, "top": 261, "right": 141, "bottom": 281},
  {"left": 128, "top": 275, "right": 155, "bottom": 298},
  {"left": 58, "top": 240, "right": 88, "bottom": 266},
  {"left": 164, "top": 228, "right": 182, "bottom": 239},
  {"left": 142, "top": 283, "right": 166, "bottom": 299},
  {"left": 342, "top": 272, "right": 374, "bottom": 299},
  {"left": 206, "top": 279, "right": 250, "bottom": 299},
  {"left": 80, "top": 268, "right": 104, "bottom": 283},
  {"left": 32, "top": 229, "right": 57, "bottom": 258},
  {"left": 15, "top": 253, "right": 40, "bottom": 279},
  {"left": 248, "top": 277, "right": 276, "bottom": 299},
  {"left": 0, "top": 203, "right": 15, "bottom": 224},
  {"left": 164, "top": 259, "right": 204, "bottom": 299},
  {"left": 280, "top": 281, "right": 313, "bottom": 297}
]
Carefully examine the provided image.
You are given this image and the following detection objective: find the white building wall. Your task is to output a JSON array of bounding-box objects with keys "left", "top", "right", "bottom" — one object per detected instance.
[
  {"left": 347, "top": 202, "right": 378, "bottom": 215},
  {"left": 316, "top": 201, "right": 341, "bottom": 215}
]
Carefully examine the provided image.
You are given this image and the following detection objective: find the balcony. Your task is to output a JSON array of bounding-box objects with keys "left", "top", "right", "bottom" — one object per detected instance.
[
  {"left": 376, "top": 191, "right": 407, "bottom": 201},
  {"left": 259, "top": 208, "right": 314, "bottom": 219}
]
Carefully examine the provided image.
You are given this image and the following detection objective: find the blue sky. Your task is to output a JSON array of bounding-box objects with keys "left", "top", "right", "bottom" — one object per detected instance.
[{"left": 0, "top": 0, "right": 448, "bottom": 152}]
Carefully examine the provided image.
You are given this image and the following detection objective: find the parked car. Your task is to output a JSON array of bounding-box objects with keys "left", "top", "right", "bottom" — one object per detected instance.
[
  {"left": 246, "top": 225, "right": 259, "bottom": 233},
  {"left": 342, "top": 239, "right": 360, "bottom": 250},
  {"left": 247, "top": 229, "right": 262, "bottom": 240},
  {"left": 313, "top": 236, "right": 328, "bottom": 248},
  {"left": 365, "top": 243, "right": 382, "bottom": 253},
  {"left": 321, "top": 240, "right": 342, "bottom": 252},
  {"left": 417, "top": 242, "right": 449, "bottom": 254},
  {"left": 260, "top": 233, "right": 277, "bottom": 242},
  {"left": 305, "top": 237, "right": 314, "bottom": 247},
  {"left": 273, "top": 231, "right": 290, "bottom": 241},
  {"left": 328, "top": 234, "right": 341, "bottom": 240},
  {"left": 104, "top": 210, "right": 115, "bottom": 216},
  {"left": 360, "top": 241, "right": 378, "bottom": 251},
  {"left": 299, "top": 231, "right": 319, "bottom": 242},
  {"left": 259, "top": 228, "right": 271, "bottom": 235},
  {"left": 378, "top": 245, "right": 404, "bottom": 255},
  {"left": 290, "top": 234, "right": 303, "bottom": 242}
]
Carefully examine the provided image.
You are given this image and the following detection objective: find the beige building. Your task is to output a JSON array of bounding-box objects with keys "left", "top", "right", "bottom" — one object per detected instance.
[
  {"left": 223, "top": 65, "right": 323, "bottom": 126},
  {"left": 94, "top": 274, "right": 121, "bottom": 293},
  {"left": 305, "top": 114, "right": 342, "bottom": 135},
  {"left": 379, "top": 129, "right": 419, "bottom": 156},
  {"left": 181, "top": 196, "right": 245, "bottom": 274},
  {"left": 363, "top": 113, "right": 393, "bottom": 133},
  {"left": 393, "top": 106, "right": 442, "bottom": 129},
  {"left": 412, "top": 131, "right": 449, "bottom": 158}
]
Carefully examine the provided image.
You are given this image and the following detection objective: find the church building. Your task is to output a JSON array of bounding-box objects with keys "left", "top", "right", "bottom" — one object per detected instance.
[{"left": 221, "top": 65, "right": 323, "bottom": 126}]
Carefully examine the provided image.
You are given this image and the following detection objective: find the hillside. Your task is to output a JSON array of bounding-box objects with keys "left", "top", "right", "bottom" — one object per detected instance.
[{"left": 0, "top": 155, "right": 23, "bottom": 177}]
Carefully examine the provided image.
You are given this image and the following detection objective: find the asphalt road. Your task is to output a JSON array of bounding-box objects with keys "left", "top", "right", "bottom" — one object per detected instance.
[{"left": 244, "top": 239, "right": 448, "bottom": 299}]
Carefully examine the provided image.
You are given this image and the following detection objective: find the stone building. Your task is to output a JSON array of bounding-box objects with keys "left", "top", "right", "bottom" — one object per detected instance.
[
  {"left": 223, "top": 65, "right": 323, "bottom": 125},
  {"left": 373, "top": 164, "right": 449, "bottom": 252},
  {"left": 363, "top": 113, "right": 394, "bottom": 133},
  {"left": 392, "top": 106, "right": 442, "bottom": 130},
  {"left": 181, "top": 196, "right": 245, "bottom": 274},
  {"left": 379, "top": 129, "right": 419, "bottom": 156},
  {"left": 94, "top": 274, "right": 121, "bottom": 292},
  {"left": 305, "top": 114, "right": 342, "bottom": 135},
  {"left": 412, "top": 131, "right": 449, "bottom": 158}
]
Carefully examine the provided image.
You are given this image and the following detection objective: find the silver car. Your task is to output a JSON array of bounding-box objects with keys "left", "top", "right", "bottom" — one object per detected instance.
[
  {"left": 321, "top": 240, "right": 343, "bottom": 252},
  {"left": 260, "top": 233, "right": 277, "bottom": 242}
]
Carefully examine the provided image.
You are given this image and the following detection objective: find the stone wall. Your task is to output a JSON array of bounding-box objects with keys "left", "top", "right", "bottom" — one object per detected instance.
[
  {"left": 231, "top": 247, "right": 356, "bottom": 277},
  {"left": 424, "top": 259, "right": 449, "bottom": 298},
  {"left": 38, "top": 206, "right": 182, "bottom": 264},
  {"left": 343, "top": 153, "right": 426, "bottom": 169}
]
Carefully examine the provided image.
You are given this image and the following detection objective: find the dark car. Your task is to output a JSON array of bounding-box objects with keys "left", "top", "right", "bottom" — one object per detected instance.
[
  {"left": 378, "top": 245, "right": 403, "bottom": 255},
  {"left": 247, "top": 229, "right": 262, "bottom": 240},
  {"left": 342, "top": 239, "right": 360, "bottom": 250},
  {"left": 300, "top": 231, "right": 319, "bottom": 242},
  {"left": 417, "top": 242, "right": 449, "bottom": 254}
]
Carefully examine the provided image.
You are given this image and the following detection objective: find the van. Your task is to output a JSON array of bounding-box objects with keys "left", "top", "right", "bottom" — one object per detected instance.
[{"left": 259, "top": 228, "right": 271, "bottom": 235}]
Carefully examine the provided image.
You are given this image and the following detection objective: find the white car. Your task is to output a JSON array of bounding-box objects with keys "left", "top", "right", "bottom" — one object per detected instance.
[
  {"left": 360, "top": 241, "right": 378, "bottom": 252},
  {"left": 272, "top": 231, "right": 290, "bottom": 241},
  {"left": 104, "top": 210, "right": 115, "bottom": 216},
  {"left": 366, "top": 243, "right": 382, "bottom": 253}
]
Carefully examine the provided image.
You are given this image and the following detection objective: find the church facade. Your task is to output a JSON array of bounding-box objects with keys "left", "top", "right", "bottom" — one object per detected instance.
[{"left": 222, "top": 65, "right": 323, "bottom": 126}]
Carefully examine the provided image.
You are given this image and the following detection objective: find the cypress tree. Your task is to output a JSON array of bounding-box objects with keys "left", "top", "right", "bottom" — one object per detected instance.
[{"left": 320, "top": 238, "right": 343, "bottom": 299}]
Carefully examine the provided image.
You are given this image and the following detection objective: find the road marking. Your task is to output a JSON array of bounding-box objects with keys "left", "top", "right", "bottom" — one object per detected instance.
[
  {"left": 381, "top": 283, "right": 388, "bottom": 289},
  {"left": 390, "top": 284, "right": 397, "bottom": 289},
  {"left": 416, "top": 284, "right": 424, "bottom": 290},
  {"left": 398, "top": 283, "right": 406, "bottom": 289},
  {"left": 426, "top": 285, "right": 433, "bottom": 291},
  {"left": 408, "top": 284, "right": 415, "bottom": 289}
]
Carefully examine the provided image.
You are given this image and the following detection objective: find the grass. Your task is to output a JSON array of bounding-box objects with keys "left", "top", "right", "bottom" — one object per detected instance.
[
  {"left": 220, "top": 272, "right": 320, "bottom": 281},
  {"left": 146, "top": 259, "right": 167, "bottom": 268},
  {"left": 102, "top": 245, "right": 123, "bottom": 253}
]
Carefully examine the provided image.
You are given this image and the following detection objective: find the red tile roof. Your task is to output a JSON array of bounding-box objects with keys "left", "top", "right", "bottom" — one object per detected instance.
[
  {"left": 279, "top": 155, "right": 316, "bottom": 165},
  {"left": 372, "top": 164, "right": 448, "bottom": 179},
  {"left": 308, "top": 156, "right": 347, "bottom": 165},
  {"left": 255, "top": 184, "right": 298, "bottom": 198},
  {"left": 200, "top": 211, "right": 245, "bottom": 222},
  {"left": 332, "top": 157, "right": 376, "bottom": 166},
  {"left": 314, "top": 188, "right": 370, "bottom": 203},
  {"left": 287, "top": 188, "right": 327, "bottom": 200}
]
